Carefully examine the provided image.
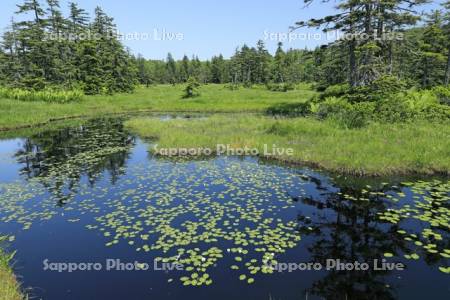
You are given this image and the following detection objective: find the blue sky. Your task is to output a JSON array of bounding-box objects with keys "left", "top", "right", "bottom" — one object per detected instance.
[{"left": 0, "top": 0, "right": 445, "bottom": 60}]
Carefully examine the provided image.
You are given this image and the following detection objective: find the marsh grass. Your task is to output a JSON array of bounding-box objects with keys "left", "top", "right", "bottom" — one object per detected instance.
[
  {"left": 0, "top": 84, "right": 314, "bottom": 130},
  {"left": 125, "top": 115, "right": 450, "bottom": 176},
  {"left": 0, "top": 87, "right": 83, "bottom": 103},
  {"left": 0, "top": 237, "right": 23, "bottom": 300}
]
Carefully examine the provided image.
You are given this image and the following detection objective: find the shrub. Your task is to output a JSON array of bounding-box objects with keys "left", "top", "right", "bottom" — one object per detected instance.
[
  {"left": 336, "top": 102, "right": 375, "bottom": 128},
  {"left": 224, "top": 83, "right": 240, "bottom": 90},
  {"left": 374, "top": 97, "right": 415, "bottom": 123},
  {"left": 318, "top": 99, "right": 374, "bottom": 129},
  {"left": 182, "top": 77, "right": 201, "bottom": 98},
  {"left": 312, "top": 82, "right": 328, "bottom": 92},
  {"left": 0, "top": 87, "right": 83, "bottom": 103},
  {"left": 431, "top": 86, "right": 450, "bottom": 105},
  {"left": 403, "top": 90, "right": 439, "bottom": 111},
  {"left": 320, "top": 76, "right": 409, "bottom": 103},
  {"left": 417, "top": 104, "right": 450, "bottom": 121},
  {"left": 266, "top": 102, "right": 311, "bottom": 117},
  {"left": 319, "top": 83, "right": 350, "bottom": 100},
  {"left": 369, "top": 75, "right": 408, "bottom": 98},
  {"left": 316, "top": 97, "right": 352, "bottom": 120}
]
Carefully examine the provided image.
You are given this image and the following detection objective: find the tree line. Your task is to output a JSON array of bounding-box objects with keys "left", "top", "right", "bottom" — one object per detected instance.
[
  {"left": 297, "top": 0, "right": 450, "bottom": 89},
  {"left": 134, "top": 41, "right": 314, "bottom": 86},
  {"left": 135, "top": 0, "right": 450, "bottom": 90},
  {"left": 0, "top": 0, "right": 137, "bottom": 94},
  {"left": 0, "top": 0, "right": 448, "bottom": 96}
]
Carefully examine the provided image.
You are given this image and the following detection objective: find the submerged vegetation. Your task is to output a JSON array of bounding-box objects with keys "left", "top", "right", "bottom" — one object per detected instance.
[{"left": 125, "top": 115, "right": 450, "bottom": 176}]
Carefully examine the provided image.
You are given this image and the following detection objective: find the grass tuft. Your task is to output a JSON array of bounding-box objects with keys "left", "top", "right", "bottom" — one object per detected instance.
[{"left": 0, "top": 236, "right": 24, "bottom": 300}]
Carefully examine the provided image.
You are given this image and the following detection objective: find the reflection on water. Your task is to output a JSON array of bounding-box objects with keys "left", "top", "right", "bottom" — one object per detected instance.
[
  {"left": 0, "top": 117, "right": 448, "bottom": 300},
  {"left": 14, "top": 118, "right": 134, "bottom": 205}
]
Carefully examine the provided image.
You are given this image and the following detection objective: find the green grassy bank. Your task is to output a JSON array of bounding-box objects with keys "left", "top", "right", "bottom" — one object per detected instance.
[
  {"left": 0, "top": 237, "right": 23, "bottom": 300},
  {"left": 125, "top": 115, "right": 450, "bottom": 176},
  {"left": 0, "top": 84, "right": 314, "bottom": 131}
]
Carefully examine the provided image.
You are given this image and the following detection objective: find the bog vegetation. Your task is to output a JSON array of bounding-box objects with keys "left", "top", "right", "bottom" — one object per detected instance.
[
  {"left": 0, "top": 0, "right": 448, "bottom": 147},
  {"left": 125, "top": 115, "right": 450, "bottom": 176}
]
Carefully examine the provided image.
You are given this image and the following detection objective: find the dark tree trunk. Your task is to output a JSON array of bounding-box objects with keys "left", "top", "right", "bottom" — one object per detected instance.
[
  {"left": 349, "top": 39, "right": 357, "bottom": 87},
  {"left": 388, "top": 42, "right": 393, "bottom": 75},
  {"left": 445, "top": 48, "right": 450, "bottom": 86}
]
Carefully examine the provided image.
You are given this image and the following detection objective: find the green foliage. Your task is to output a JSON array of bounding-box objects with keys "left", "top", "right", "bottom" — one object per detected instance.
[
  {"left": 365, "top": 75, "right": 408, "bottom": 101},
  {"left": 265, "top": 122, "right": 295, "bottom": 136},
  {"left": 268, "top": 85, "right": 449, "bottom": 126},
  {"left": 133, "top": 41, "right": 314, "bottom": 87},
  {"left": 0, "top": 1, "right": 137, "bottom": 95},
  {"left": 373, "top": 97, "right": 415, "bottom": 123},
  {"left": 224, "top": 83, "right": 240, "bottom": 90},
  {"left": 182, "top": 77, "right": 201, "bottom": 98},
  {"left": 0, "top": 87, "right": 83, "bottom": 103},
  {"left": 316, "top": 97, "right": 352, "bottom": 120},
  {"left": 0, "top": 84, "right": 317, "bottom": 131},
  {"left": 125, "top": 115, "right": 450, "bottom": 175},
  {"left": 432, "top": 85, "right": 450, "bottom": 105},
  {"left": 374, "top": 90, "right": 449, "bottom": 122},
  {"left": 417, "top": 103, "right": 450, "bottom": 121},
  {"left": 266, "top": 102, "right": 311, "bottom": 117},
  {"left": 0, "top": 235, "right": 22, "bottom": 300},
  {"left": 319, "top": 84, "right": 350, "bottom": 100},
  {"left": 315, "top": 97, "right": 372, "bottom": 129},
  {"left": 265, "top": 82, "right": 295, "bottom": 92},
  {"left": 331, "top": 102, "right": 376, "bottom": 129}
]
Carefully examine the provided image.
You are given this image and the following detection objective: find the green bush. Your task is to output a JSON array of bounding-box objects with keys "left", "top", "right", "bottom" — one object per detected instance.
[
  {"left": 369, "top": 75, "right": 408, "bottom": 98},
  {"left": 0, "top": 87, "right": 83, "bottom": 103},
  {"left": 317, "top": 98, "right": 374, "bottom": 128},
  {"left": 374, "top": 97, "right": 415, "bottom": 122},
  {"left": 316, "top": 97, "right": 352, "bottom": 119},
  {"left": 403, "top": 89, "right": 439, "bottom": 111},
  {"left": 224, "top": 83, "right": 240, "bottom": 90},
  {"left": 182, "top": 77, "right": 201, "bottom": 98},
  {"left": 320, "top": 76, "right": 409, "bottom": 103},
  {"left": 319, "top": 83, "right": 350, "bottom": 100},
  {"left": 431, "top": 86, "right": 450, "bottom": 105},
  {"left": 266, "top": 102, "right": 311, "bottom": 117},
  {"left": 417, "top": 104, "right": 450, "bottom": 121},
  {"left": 341, "top": 102, "right": 375, "bottom": 128}
]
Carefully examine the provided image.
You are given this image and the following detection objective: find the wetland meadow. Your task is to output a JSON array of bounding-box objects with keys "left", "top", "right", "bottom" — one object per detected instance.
[
  {"left": 1, "top": 0, "right": 450, "bottom": 299},
  {"left": 0, "top": 115, "right": 449, "bottom": 299}
]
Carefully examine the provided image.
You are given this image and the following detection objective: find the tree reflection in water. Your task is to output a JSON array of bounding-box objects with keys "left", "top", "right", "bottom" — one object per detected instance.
[
  {"left": 14, "top": 118, "right": 135, "bottom": 206},
  {"left": 296, "top": 182, "right": 412, "bottom": 300}
]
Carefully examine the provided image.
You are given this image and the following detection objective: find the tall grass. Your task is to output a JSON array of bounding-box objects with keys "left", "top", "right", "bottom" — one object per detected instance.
[
  {"left": 125, "top": 115, "right": 450, "bottom": 176},
  {"left": 0, "top": 236, "right": 23, "bottom": 300},
  {"left": 0, "top": 84, "right": 315, "bottom": 130},
  {"left": 0, "top": 87, "right": 83, "bottom": 103}
]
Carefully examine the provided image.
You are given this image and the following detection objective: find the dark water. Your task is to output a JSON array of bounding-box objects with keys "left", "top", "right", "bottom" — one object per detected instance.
[{"left": 0, "top": 117, "right": 449, "bottom": 300}]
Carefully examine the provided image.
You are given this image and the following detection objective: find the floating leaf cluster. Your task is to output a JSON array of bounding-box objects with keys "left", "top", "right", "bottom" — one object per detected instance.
[{"left": 377, "top": 180, "right": 450, "bottom": 274}]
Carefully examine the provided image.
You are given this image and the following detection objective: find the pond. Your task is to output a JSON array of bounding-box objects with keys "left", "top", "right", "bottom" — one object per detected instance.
[{"left": 0, "top": 117, "right": 449, "bottom": 300}]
